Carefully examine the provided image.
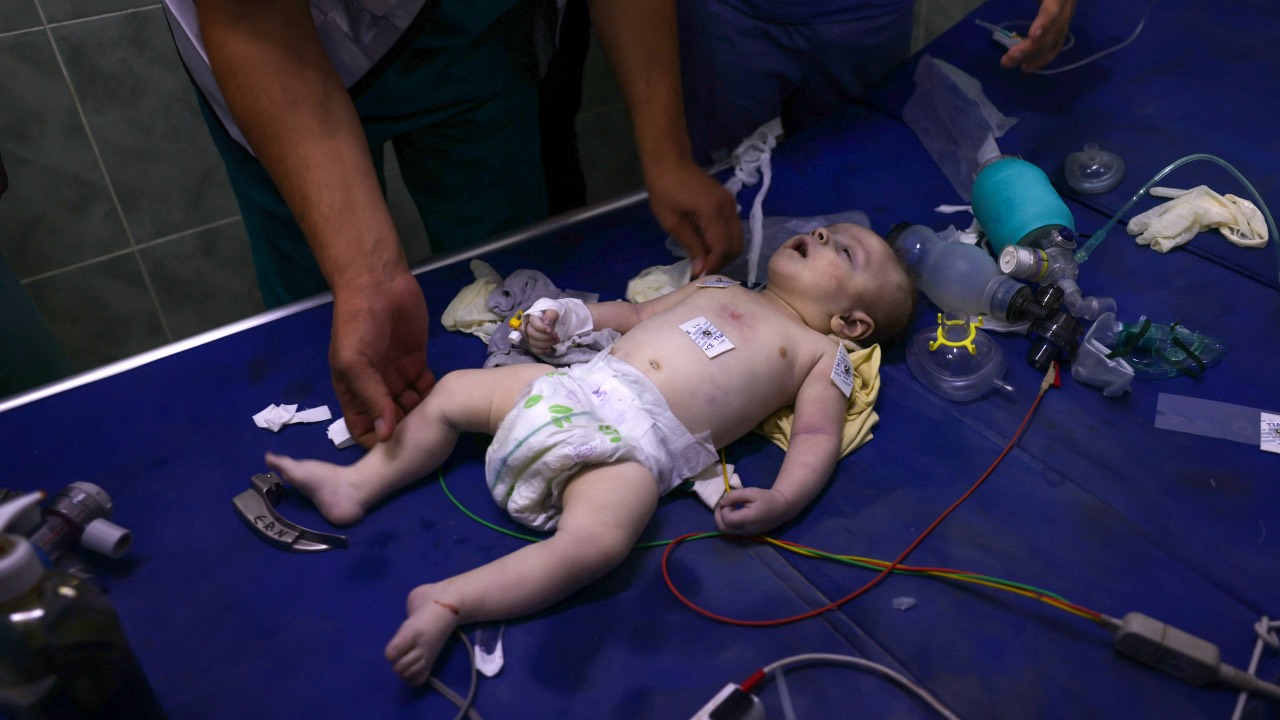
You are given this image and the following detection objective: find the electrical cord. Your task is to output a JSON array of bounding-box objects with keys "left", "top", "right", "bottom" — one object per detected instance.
[
  {"left": 1232, "top": 617, "right": 1280, "bottom": 720},
  {"left": 756, "top": 535, "right": 1105, "bottom": 622},
  {"left": 743, "top": 653, "right": 963, "bottom": 720},
  {"left": 663, "top": 362, "right": 1061, "bottom": 626},
  {"left": 694, "top": 610, "right": 1280, "bottom": 720},
  {"left": 441, "top": 367, "right": 1093, "bottom": 628},
  {"left": 439, "top": 471, "right": 686, "bottom": 549},
  {"left": 422, "top": 629, "right": 484, "bottom": 720},
  {"left": 439, "top": 362, "right": 1280, "bottom": 713},
  {"left": 444, "top": 469, "right": 1109, "bottom": 626},
  {"left": 1106, "top": 612, "right": 1280, "bottom": 704}
]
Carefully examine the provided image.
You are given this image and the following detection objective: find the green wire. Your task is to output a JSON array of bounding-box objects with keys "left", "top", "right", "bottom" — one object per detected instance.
[
  {"left": 437, "top": 471, "right": 696, "bottom": 548},
  {"left": 771, "top": 541, "right": 1073, "bottom": 604},
  {"left": 437, "top": 471, "right": 1070, "bottom": 603}
]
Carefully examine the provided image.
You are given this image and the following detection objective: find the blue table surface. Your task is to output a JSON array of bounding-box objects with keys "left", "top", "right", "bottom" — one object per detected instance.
[
  {"left": 3, "top": 1, "right": 1279, "bottom": 718},
  {"left": 866, "top": 0, "right": 1280, "bottom": 291}
]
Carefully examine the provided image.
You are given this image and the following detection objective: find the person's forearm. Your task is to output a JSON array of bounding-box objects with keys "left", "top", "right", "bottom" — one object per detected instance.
[
  {"left": 587, "top": 0, "right": 692, "bottom": 175},
  {"left": 198, "top": 0, "right": 406, "bottom": 294}
]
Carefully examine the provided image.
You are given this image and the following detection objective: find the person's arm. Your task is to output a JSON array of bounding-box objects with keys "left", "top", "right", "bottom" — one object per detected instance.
[
  {"left": 199, "top": 0, "right": 434, "bottom": 447},
  {"left": 587, "top": 0, "right": 742, "bottom": 277},
  {"left": 1000, "top": 0, "right": 1077, "bottom": 72},
  {"left": 714, "top": 353, "right": 846, "bottom": 536}
]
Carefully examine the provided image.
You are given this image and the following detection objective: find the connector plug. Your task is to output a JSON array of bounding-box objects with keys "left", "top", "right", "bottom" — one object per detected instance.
[
  {"left": 973, "top": 19, "right": 1023, "bottom": 50},
  {"left": 689, "top": 683, "right": 766, "bottom": 720},
  {"left": 1112, "top": 611, "right": 1280, "bottom": 701},
  {"left": 1113, "top": 612, "right": 1221, "bottom": 685},
  {"left": 992, "top": 30, "right": 1022, "bottom": 49}
]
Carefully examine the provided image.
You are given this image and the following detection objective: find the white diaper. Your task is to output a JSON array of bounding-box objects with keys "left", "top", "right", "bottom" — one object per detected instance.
[{"left": 485, "top": 351, "right": 716, "bottom": 531}]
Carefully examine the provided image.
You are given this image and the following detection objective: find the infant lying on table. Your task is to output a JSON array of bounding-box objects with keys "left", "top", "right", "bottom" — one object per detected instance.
[{"left": 266, "top": 222, "right": 914, "bottom": 685}]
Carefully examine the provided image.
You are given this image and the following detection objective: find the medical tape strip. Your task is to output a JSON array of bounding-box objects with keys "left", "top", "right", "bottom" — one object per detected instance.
[
  {"left": 525, "top": 297, "right": 593, "bottom": 355},
  {"left": 1154, "top": 393, "right": 1277, "bottom": 448},
  {"left": 830, "top": 344, "right": 854, "bottom": 398},
  {"left": 1263, "top": 413, "right": 1280, "bottom": 455}
]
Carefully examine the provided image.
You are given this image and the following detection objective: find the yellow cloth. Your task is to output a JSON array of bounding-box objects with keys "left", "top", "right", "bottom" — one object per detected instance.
[
  {"left": 753, "top": 342, "right": 881, "bottom": 458},
  {"left": 440, "top": 260, "right": 504, "bottom": 342},
  {"left": 625, "top": 259, "right": 692, "bottom": 302}
]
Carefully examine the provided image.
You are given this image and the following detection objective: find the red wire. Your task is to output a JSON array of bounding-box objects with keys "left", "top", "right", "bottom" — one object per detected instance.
[
  {"left": 739, "top": 669, "right": 767, "bottom": 693},
  {"left": 662, "top": 373, "right": 1053, "bottom": 627}
]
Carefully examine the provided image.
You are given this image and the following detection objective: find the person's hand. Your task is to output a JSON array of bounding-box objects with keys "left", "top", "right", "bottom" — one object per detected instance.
[
  {"left": 645, "top": 159, "right": 742, "bottom": 277},
  {"left": 1000, "top": 0, "right": 1076, "bottom": 72},
  {"left": 714, "top": 487, "right": 791, "bottom": 536},
  {"left": 524, "top": 310, "right": 561, "bottom": 357},
  {"left": 330, "top": 270, "right": 435, "bottom": 448}
]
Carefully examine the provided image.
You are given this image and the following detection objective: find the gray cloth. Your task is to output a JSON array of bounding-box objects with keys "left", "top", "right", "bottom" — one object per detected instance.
[
  {"left": 483, "top": 268, "right": 613, "bottom": 367},
  {"left": 487, "top": 268, "right": 561, "bottom": 317}
]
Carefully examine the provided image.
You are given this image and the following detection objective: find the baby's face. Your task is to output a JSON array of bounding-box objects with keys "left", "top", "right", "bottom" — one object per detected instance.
[
  {"left": 764, "top": 222, "right": 909, "bottom": 340},
  {"left": 767, "top": 223, "right": 899, "bottom": 314}
]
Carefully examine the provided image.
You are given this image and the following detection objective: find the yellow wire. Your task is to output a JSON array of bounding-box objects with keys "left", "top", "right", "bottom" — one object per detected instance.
[
  {"left": 759, "top": 537, "right": 1098, "bottom": 622},
  {"left": 710, "top": 442, "right": 1094, "bottom": 623}
]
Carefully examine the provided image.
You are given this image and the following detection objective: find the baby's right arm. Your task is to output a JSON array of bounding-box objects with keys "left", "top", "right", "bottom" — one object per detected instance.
[
  {"left": 715, "top": 347, "right": 847, "bottom": 535},
  {"left": 524, "top": 278, "right": 711, "bottom": 357}
]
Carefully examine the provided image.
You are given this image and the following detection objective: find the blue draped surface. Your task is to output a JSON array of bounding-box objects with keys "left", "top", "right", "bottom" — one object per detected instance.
[{"left": 2, "top": 1, "right": 1278, "bottom": 717}]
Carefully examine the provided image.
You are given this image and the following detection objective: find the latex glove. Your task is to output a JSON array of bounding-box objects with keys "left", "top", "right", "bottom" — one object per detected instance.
[
  {"left": 330, "top": 271, "right": 436, "bottom": 448},
  {"left": 645, "top": 159, "right": 742, "bottom": 277},
  {"left": 1126, "top": 185, "right": 1269, "bottom": 253},
  {"left": 714, "top": 487, "right": 791, "bottom": 536},
  {"left": 1001, "top": 0, "right": 1076, "bottom": 72}
]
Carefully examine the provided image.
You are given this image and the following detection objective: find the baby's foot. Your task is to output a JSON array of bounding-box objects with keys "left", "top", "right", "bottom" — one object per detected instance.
[
  {"left": 385, "top": 583, "right": 461, "bottom": 686},
  {"left": 264, "top": 451, "right": 366, "bottom": 526}
]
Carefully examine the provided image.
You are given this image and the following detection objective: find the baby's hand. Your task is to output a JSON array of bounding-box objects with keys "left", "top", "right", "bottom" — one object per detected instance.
[
  {"left": 714, "top": 487, "right": 791, "bottom": 536},
  {"left": 524, "top": 310, "right": 561, "bottom": 357}
]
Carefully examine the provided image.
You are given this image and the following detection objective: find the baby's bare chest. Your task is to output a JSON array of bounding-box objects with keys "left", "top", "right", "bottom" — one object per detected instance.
[
  {"left": 611, "top": 291, "right": 826, "bottom": 437},
  {"left": 618, "top": 290, "right": 789, "bottom": 364}
]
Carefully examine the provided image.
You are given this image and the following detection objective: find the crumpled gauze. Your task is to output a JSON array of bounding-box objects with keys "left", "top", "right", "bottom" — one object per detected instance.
[
  {"left": 440, "top": 260, "right": 504, "bottom": 341},
  {"left": 903, "top": 54, "right": 1017, "bottom": 201},
  {"left": 1126, "top": 185, "right": 1269, "bottom": 253},
  {"left": 626, "top": 260, "right": 691, "bottom": 302},
  {"left": 687, "top": 462, "right": 742, "bottom": 510},
  {"left": 756, "top": 343, "right": 882, "bottom": 459}
]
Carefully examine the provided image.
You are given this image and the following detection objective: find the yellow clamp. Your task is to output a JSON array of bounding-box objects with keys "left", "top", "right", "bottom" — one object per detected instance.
[{"left": 929, "top": 312, "right": 983, "bottom": 355}]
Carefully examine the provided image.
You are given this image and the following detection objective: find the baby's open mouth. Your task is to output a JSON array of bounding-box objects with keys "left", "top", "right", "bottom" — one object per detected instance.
[{"left": 792, "top": 237, "right": 809, "bottom": 258}]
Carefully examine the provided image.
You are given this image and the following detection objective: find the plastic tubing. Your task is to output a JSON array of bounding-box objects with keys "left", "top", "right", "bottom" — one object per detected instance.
[{"left": 1074, "top": 153, "right": 1279, "bottom": 285}]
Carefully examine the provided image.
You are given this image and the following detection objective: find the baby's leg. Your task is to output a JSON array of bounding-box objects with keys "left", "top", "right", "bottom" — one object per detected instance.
[
  {"left": 266, "top": 364, "right": 548, "bottom": 526},
  {"left": 385, "top": 460, "right": 660, "bottom": 685}
]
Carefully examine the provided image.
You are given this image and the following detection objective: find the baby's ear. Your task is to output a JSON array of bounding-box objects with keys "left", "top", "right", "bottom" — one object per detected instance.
[{"left": 830, "top": 310, "right": 873, "bottom": 341}]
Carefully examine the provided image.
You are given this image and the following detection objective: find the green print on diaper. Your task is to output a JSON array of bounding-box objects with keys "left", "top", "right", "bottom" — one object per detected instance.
[
  {"left": 549, "top": 404, "right": 575, "bottom": 428},
  {"left": 598, "top": 424, "right": 622, "bottom": 443},
  {"left": 523, "top": 395, "right": 543, "bottom": 409}
]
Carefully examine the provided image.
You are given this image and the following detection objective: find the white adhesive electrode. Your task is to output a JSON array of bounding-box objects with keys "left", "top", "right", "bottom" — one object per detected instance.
[{"left": 679, "top": 316, "right": 735, "bottom": 358}]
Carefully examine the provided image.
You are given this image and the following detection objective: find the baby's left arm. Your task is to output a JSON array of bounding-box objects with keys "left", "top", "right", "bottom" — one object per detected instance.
[{"left": 715, "top": 351, "right": 846, "bottom": 536}]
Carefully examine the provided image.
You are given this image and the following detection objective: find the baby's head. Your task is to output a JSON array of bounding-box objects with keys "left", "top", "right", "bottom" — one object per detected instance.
[{"left": 765, "top": 223, "right": 914, "bottom": 345}]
